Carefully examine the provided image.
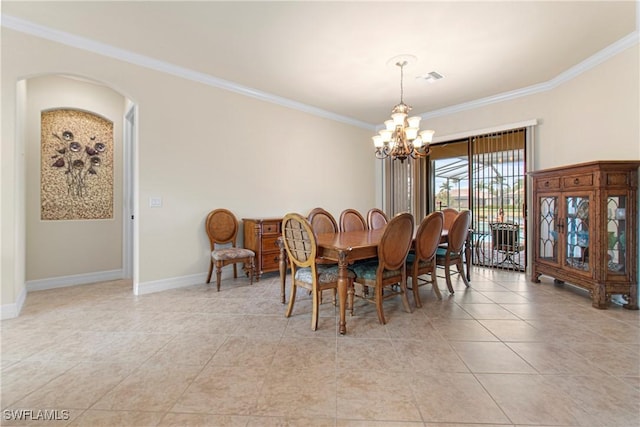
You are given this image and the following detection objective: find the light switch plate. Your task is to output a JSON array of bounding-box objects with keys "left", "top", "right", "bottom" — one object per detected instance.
[{"left": 149, "top": 197, "right": 162, "bottom": 208}]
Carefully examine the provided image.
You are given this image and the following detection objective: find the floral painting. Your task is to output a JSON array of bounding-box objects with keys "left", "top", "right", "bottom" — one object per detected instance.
[{"left": 41, "top": 109, "right": 114, "bottom": 220}]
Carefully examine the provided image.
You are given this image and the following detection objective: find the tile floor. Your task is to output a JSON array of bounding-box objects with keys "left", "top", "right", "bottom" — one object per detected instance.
[{"left": 1, "top": 268, "right": 639, "bottom": 426}]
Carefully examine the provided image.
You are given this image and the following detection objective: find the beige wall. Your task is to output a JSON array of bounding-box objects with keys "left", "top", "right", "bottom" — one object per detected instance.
[
  {"left": 1, "top": 27, "right": 638, "bottom": 316},
  {"left": 24, "top": 76, "right": 125, "bottom": 281}
]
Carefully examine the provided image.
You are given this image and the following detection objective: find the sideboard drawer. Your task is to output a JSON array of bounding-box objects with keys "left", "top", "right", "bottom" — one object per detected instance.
[
  {"left": 262, "top": 222, "right": 280, "bottom": 234},
  {"left": 262, "top": 235, "right": 280, "bottom": 251},
  {"left": 262, "top": 253, "right": 281, "bottom": 271},
  {"left": 536, "top": 177, "right": 560, "bottom": 190},
  {"left": 563, "top": 173, "right": 593, "bottom": 189}
]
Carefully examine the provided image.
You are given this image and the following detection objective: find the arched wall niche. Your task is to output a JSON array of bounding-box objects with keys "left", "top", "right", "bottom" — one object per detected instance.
[{"left": 19, "top": 73, "right": 135, "bottom": 292}]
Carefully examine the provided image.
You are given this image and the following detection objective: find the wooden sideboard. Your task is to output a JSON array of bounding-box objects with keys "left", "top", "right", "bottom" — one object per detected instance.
[
  {"left": 530, "top": 161, "right": 639, "bottom": 309},
  {"left": 243, "top": 217, "right": 282, "bottom": 280}
]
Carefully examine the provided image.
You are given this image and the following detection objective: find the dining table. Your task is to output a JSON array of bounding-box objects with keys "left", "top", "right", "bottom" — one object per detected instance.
[{"left": 277, "top": 226, "right": 472, "bottom": 335}]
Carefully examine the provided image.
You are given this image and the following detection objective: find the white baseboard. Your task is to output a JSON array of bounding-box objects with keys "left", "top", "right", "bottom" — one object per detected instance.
[
  {"left": 134, "top": 272, "right": 209, "bottom": 295},
  {"left": 0, "top": 286, "right": 27, "bottom": 320},
  {"left": 26, "top": 269, "right": 124, "bottom": 292}
]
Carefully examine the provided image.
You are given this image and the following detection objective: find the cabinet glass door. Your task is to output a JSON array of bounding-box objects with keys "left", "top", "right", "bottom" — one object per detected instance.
[
  {"left": 565, "top": 196, "right": 590, "bottom": 272},
  {"left": 607, "top": 195, "right": 627, "bottom": 274},
  {"left": 538, "top": 196, "right": 558, "bottom": 264}
]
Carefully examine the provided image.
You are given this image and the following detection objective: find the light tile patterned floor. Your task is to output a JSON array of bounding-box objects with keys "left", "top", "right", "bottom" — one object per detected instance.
[{"left": 1, "top": 268, "right": 639, "bottom": 426}]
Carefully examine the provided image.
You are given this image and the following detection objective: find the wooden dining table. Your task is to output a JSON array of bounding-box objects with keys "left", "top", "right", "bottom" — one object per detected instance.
[{"left": 277, "top": 227, "right": 472, "bottom": 335}]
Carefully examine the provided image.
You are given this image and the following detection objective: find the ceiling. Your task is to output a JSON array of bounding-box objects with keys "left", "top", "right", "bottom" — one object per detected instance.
[{"left": 2, "top": 1, "right": 637, "bottom": 128}]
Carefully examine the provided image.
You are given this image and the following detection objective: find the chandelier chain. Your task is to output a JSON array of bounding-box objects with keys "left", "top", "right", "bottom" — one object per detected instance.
[{"left": 399, "top": 62, "right": 404, "bottom": 104}]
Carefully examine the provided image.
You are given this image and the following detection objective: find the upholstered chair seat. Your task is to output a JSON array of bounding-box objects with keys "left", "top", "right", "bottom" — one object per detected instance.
[{"left": 211, "top": 248, "right": 255, "bottom": 261}]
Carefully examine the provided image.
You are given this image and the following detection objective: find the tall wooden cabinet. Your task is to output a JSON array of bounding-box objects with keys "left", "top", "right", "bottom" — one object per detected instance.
[
  {"left": 243, "top": 217, "right": 282, "bottom": 280},
  {"left": 530, "top": 161, "right": 640, "bottom": 309}
]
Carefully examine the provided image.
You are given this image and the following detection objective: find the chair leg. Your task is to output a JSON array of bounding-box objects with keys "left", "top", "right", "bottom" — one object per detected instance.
[
  {"left": 311, "top": 287, "right": 319, "bottom": 331},
  {"left": 375, "top": 285, "right": 386, "bottom": 325},
  {"left": 215, "top": 262, "right": 223, "bottom": 292},
  {"left": 431, "top": 266, "right": 443, "bottom": 300},
  {"left": 248, "top": 258, "right": 255, "bottom": 285},
  {"left": 400, "top": 278, "right": 412, "bottom": 314},
  {"left": 233, "top": 264, "right": 238, "bottom": 279},
  {"left": 444, "top": 263, "right": 454, "bottom": 294},
  {"left": 285, "top": 283, "right": 297, "bottom": 318},
  {"left": 411, "top": 274, "right": 422, "bottom": 308},
  {"left": 458, "top": 259, "right": 470, "bottom": 287},
  {"left": 206, "top": 260, "right": 213, "bottom": 284}
]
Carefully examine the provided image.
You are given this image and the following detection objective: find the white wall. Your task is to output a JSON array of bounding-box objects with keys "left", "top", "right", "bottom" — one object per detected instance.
[
  {"left": 24, "top": 75, "right": 125, "bottom": 282},
  {"left": 1, "top": 28, "right": 375, "bottom": 314}
]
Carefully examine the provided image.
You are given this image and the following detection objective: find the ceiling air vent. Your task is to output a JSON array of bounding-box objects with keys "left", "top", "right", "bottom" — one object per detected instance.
[{"left": 417, "top": 71, "right": 444, "bottom": 83}]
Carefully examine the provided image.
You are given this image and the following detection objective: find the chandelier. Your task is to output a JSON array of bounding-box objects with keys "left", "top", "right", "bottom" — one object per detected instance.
[{"left": 372, "top": 59, "right": 435, "bottom": 162}]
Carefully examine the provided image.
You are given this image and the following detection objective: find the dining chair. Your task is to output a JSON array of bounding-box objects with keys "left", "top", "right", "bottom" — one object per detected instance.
[
  {"left": 436, "top": 210, "right": 471, "bottom": 293},
  {"left": 367, "top": 208, "right": 389, "bottom": 230},
  {"left": 308, "top": 207, "right": 338, "bottom": 234},
  {"left": 281, "top": 213, "right": 354, "bottom": 331},
  {"left": 442, "top": 207, "right": 459, "bottom": 232},
  {"left": 205, "top": 209, "right": 255, "bottom": 291},
  {"left": 339, "top": 208, "right": 367, "bottom": 232},
  {"left": 407, "top": 211, "right": 444, "bottom": 307},
  {"left": 351, "top": 212, "right": 414, "bottom": 324},
  {"left": 306, "top": 207, "right": 339, "bottom": 302}
]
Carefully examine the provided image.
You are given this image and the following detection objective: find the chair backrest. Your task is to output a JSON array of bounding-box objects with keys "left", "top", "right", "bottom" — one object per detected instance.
[
  {"left": 339, "top": 209, "right": 367, "bottom": 232},
  {"left": 490, "top": 222, "right": 519, "bottom": 250},
  {"left": 378, "top": 212, "right": 414, "bottom": 271},
  {"left": 415, "top": 211, "right": 444, "bottom": 262},
  {"left": 282, "top": 213, "right": 317, "bottom": 269},
  {"left": 447, "top": 210, "right": 472, "bottom": 253},
  {"left": 442, "top": 208, "right": 459, "bottom": 231},
  {"left": 205, "top": 209, "right": 239, "bottom": 250},
  {"left": 367, "top": 208, "right": 389, "bottom": 230},
  {"left": 308, "top": 207, "right": 338, "bottom": 234}
]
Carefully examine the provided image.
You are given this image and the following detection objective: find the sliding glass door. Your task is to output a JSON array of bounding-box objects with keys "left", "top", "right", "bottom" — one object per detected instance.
[{"left": 428, "top": 129, "right": 527, "bottom": 271}]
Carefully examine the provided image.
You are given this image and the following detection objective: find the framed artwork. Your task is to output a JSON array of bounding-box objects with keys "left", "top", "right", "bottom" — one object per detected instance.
[{"left": 41, "top": 109, "right": 114, "bottom": 220}]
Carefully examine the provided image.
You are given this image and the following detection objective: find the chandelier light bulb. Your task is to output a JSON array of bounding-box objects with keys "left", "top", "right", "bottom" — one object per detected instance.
[
  {"left": 420, "top": 129, "right": 435, "bottom": 143},
  {"left": 391, "top": 112, "right": 407, "bottom": 126},
  {"left": 372, "top": 135, "right": 384, "bottom": 148},
  {"left": 384, "top": 120, "right": 395, "bottom": 131},
  {"left": 407, "top": 116, "right": 421, "bottom": 128}
]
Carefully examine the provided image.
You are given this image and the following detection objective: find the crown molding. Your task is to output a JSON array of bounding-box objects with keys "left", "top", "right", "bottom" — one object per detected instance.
[
  {"left": 2, "top": 14, "right": 637, "bottom": 128},
  {"left": 1, "top": 14, "right": 374, "bottom": 131}
]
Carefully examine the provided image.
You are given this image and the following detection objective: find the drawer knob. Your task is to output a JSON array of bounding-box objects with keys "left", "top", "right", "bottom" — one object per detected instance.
[
  {"left": 574, "top": 178, "right": 579, "bottom": 184},
  {"left": 544, "top": 181, "right": 549, "bottom": 187}
]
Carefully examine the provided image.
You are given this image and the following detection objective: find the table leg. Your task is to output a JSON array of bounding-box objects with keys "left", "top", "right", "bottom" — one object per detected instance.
[
  {"left": 337, "top": 251, "right": 349, "bottom": 335},
  {"left": 465, "top": 231, "right": 472, "bottom": 282}
]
